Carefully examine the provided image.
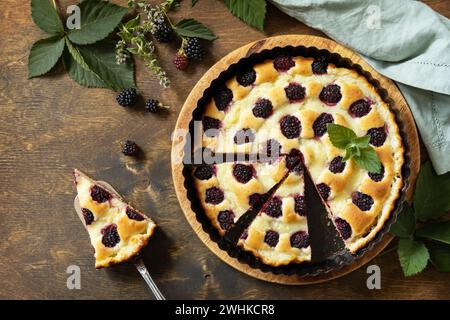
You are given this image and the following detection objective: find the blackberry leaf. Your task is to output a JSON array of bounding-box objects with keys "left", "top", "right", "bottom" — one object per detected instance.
[
  {"left": 31, "top": 0, "right": 64, "bottom": 35},
  {"left": 175, "top": 19, "right": 217, "bottom": 40},
  {"left": 28, "top": 36, "right": 65, "bottom": 78},
  {"left": 428, "top": 242, "right": 450, "bottom": 272},
  {"left": 398, "top": 238, "right": 429, "bottom": 277},
  {"left": 416, "top": 221, "right": 450, "bottom": 245},
  {"left": 224, "top": 0, "right": 267, "bottom": 32},
  {"left": 390, "top": 202, "right": 416, "bottom": 238}
]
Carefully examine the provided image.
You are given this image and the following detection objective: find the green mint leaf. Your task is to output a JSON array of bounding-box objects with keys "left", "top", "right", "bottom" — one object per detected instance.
[
  {"left": 31, "top": 0, "right": 64, "bottom": 34},
  {"left": 28, "top": 36, "right": 65, "bottom": 78},
  {"left": 224, "top": 0, "right": 266, "bottom": 32},
  {"left": 174, "top": 19, "right": 217, "bottom": 41},
  {"left": 390, "top": 202, "right": 416, "bottom": 238},
  {"left": 353, "top": 147, "right": 382, "bottom": 173},
  {"left": 68, "top": 0, "right": 128, "bottom": 45},
  {"left": 350, "top": 136, "right": 370, "bottom": 148},
  {"left": 398, "top": 238, "right": 429, "bottom": 276},
  {"left": 192, "top": 0, "right": 199, "bottom": 7},
  {"left": 428, "top": 242, "right": 450, "bottom": 272},
  {"left": 77, "top": 40, "right": 135, "bottom": 91},
  {"left": 413, "top": 162, "right": 450, "bottom": 221},
  {"left": 63, "top": 50, "right": 109, "bottom": 89},
  {"left": 327, "top": 123, "right": 357, "bottom": 149},
  {"left": 416, "top": 221, "right": 450, "bottom": 245}
]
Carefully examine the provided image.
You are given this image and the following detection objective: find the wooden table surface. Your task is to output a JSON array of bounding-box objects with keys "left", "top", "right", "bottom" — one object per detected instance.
[{"left": 1, "top": 0, "right": 449, "bottom": 300}]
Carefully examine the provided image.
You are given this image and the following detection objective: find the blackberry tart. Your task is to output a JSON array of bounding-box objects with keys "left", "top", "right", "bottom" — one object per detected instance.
[
  {"left": 194, "top": 52, "right": 405, "bottom": 265},
  {"left": 73, "top": 169, "right": 156, "bottom": 268}
]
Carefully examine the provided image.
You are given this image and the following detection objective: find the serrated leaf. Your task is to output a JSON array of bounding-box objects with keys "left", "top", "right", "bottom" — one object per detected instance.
[
  {"left": 398, "top": 238, "right": 429, "bottom": 276},
  {"left": 413, "top": 162, "right": 450, "bottom": 221},
  {"left": 63, "top": 50, "right": 109, "bottom": 88},
  {"left": 353, "top": 147, "right": 381, "bottom": 173},
  {"left": 416, "top": 221, "right": 450, "bottom": 244},
  {"left": 31, "top": 0, "right": 64, "bottom": 34},
  {"left": 77, "top": 40, "right": 135, "bottom": 91},
  {"left": 390, "top": 202, "right": 416, "bottom": 238},
  {"left": 174, "top": 19, "right": 217, "bottom": 41},
  {"left": 28, "top": 36, "right": 65, "bottom": 78},
  {"left": 65, "top": 37, "right": 91, "bottom": 71},
  {"left": 224, "top": 0, "right": 266, "bottom": 32},
  {"left": 327, "top": 123, "right": 357, "bottom": 149},
  {"left": 351, "top": 136, "right": 370, "bottom": 148},
  {"left": 428, "top": 242, "right": 450, "bottom": 272},
  {"left": 67, "top": 0, "right": 128, "bottom": 45}
]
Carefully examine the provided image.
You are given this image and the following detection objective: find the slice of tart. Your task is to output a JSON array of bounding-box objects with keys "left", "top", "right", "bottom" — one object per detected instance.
[
  {"left": 238, "top": 163, "right": 311, "bottom": 266},
  {"left": 192, "top": 156, "right": 294, "bottom": 236},
  {"left": 73, "top": 169, "right": 156, "bottom": 268}
]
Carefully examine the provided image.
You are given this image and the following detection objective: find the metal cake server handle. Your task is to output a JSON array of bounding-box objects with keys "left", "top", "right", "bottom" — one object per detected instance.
[
  {"left": 74, "top": 180, "right": 166, "bottom": 300},
  {"left": 134, "top": 256, "right": 166, "bottom": 300}
]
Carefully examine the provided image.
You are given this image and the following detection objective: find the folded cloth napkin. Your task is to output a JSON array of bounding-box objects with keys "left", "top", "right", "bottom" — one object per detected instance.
[{"left": 270, "top": 0, "right": 450, "bottom": 174}]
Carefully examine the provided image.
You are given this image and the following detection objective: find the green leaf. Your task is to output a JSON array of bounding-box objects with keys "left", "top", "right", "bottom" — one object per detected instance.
[
  {"left": 353, "top": 147, "right": 382, "bottom": 173},
  {"left": 224, "top": 0, "right": 267, "bottom": 32},
  {"left": 174, "top": 19, "right": 217, "bottom": 41},
  {"left": 417, "top": 221, "right": 450, "bottom": 245},
  {"left": 28, "top": 36, "right": 65, "bottom": 78},
  {"left": 390, "top": 202, "right": 416, "bottom": 238},
  {"left": 77, "top": 40, "right": 135, "bottom": 91},
  {"left": 31, "top": 0, "right": 64, "bottom": 34},
  {"left": 351, "top": 136, "right": 370, "bottom": 148},
  {"left": 398, "top": 238, "right": 429, "bottom": 276},
  {"left": 327, "top": 123, "right": 357, "bottom": 149},
  {"left": 428, "top": 242, "right": 450, "bottom": 272},
  {"left": 67, "top": 0, "right": 128, "bottom": 45},
  {"left": 65, "top": 37, "right": 91, "bottom": 71},
  {"left": 63, "top": 50, "right": 109, "bottom": 88},
  {"left": 413, "top": 162, "right": 450, "bottom": 221}
]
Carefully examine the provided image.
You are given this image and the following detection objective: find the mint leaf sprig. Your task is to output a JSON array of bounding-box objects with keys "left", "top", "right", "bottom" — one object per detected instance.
[
  {"left": 29, "top": 0, "right": 134, "bottom": 90},
  {"left": 390, "top": 162, "right": 450, "bottom": 276},
  {"left": 326, "top": 123, "right": 382, "bottom": 174}
]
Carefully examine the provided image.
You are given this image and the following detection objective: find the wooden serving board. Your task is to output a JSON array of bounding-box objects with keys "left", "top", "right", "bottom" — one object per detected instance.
[{"left": 171, "top": 35, "right": 420, "bottom": 285}]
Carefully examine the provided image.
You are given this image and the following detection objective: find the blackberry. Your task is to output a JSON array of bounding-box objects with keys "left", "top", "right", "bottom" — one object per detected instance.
[
  {"left": 317, "top": 183, "right": 331, "bottom": 200},
  {"left": 264, "top": 230, "right": 280, "bottom": 247},
  {"left": 319, "top": 84, "right": 342, "bottom": 105},
  {"left": 352, "top": 191, "right": 374, "bottom": 211},
  {"left": 290, "top": 231, "right": 310, "bottom": 249},
  {"left": 313, "top": 113, "right": 334, "bottom": 137},
  {"left": 116, "top": 88, "right": 137, "bottom": 107},
  {"left": 91, "top": 185, "right": 111, "bottom": 203},
  {"left": 252, "top": 98, "right": 273, "bottom": 118},
  {"left": 329, "top": 156, "right": 346, "bottom": 173},
  {"left": 217, "top": 210, "right": 235, "bottom": 231},
  {"left": 152, "top": 22, "right": 173, "bottom": 43},
  {"left": 249, "top": 193, "right": 264, "bottom": 207},
  {"left": 183, "top": 37, "right": 205, "bottom": 61},
  {"left": 81, "top": 208, "right": 94, "bottom": 225},
  {"left": 368, "top": 164, "right": 385, "bottom": 182},
  {"left": 173, "top": 52, "right": 189, "bottom": 70},
  {"left": 205, "top": 187, "right": 224, "bottom": 205},
  {"left": 280, "top": 115, "right": 301, "bottom": 139},
  {"left": 286, "top": 149, "right": 304, "bottom": 173},
  {"left": 126, "top": 207, "right": 145, "bottom": 221},
  {"left": 312, "top": 55, "right": 328, "bottom": 75},
  {"left": 194, "top": 164, "right": 215, "bottom": 180},
  {"left": 101, "top": 224, "right": 120, "bottom": 248},
  {"left": 214, "top": 87, "right": 233, "bottom": 111},
  {"left": 263, "top": 197, "right": 283, "bottom": 218},
  {"left": 237, "top": 69, "right": 256, "bottom": 86},
  {"left": 233, "top": 128, "right": 255, "bottom": 145},
  {"left": 233, "top": 164, "right": 254, "bottom": 184},
  {"left": 122, "top": 140, "right": 140, "bottom": 156},
  {"left": 284, "top": 83, "right": 306, "bottom": 101},
  {"left": 367, "top": 127, "right": 387, "bottom": 147},
  {"left": 145, "top": 99, "right": 161, "bottom": 113},
  {"left": 202, "top": 116, "right": 221, "bottom": 137},
  {"left": 273, "top": 56, "right": 295, "bottom": 72},
  {"left": 349, "top": 99, "right": 371, "bottom": 117},
  {"left": 294, "top": 195, "right": 306, "bottom": 216},
  {"left": 335, "top": 217, "right": 352, "bottom": 240}
]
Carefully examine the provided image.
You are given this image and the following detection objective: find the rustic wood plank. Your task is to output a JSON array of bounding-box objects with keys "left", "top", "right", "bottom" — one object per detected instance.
[{"left": 0, "top": 0, "right": 449, "bottom": 299}]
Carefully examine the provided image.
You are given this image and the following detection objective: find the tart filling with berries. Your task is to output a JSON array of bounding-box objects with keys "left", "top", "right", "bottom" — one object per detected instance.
[
  {"left": 73, "top": 169, "right": 156, "bottom": 268},
  {"left": 195, "top": 53, "right": 404, "bottom": 262},
  {"left": 238, "top": 165, "right": 311, "bottom": 266}
]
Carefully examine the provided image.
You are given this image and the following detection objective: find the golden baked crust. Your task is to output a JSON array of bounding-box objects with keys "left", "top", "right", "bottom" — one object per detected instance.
[
  {"left": 196, "top": 54, "right": 404, "bottom": 263},
  {"left": 73, "top": 169, "right": 156, "bottom": 268}
]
